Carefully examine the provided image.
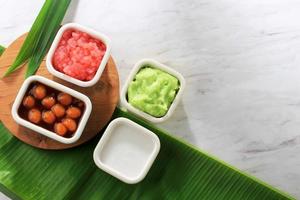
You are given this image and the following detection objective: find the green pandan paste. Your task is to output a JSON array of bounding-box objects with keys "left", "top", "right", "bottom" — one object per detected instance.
[{"left": 127, "top": 66, "right": 179, "bottom": 117}]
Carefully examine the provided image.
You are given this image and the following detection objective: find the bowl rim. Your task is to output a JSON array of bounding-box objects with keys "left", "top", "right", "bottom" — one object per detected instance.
[
  {"left": 120, "top": 58, "right": 185, "bottom": 123},
  {"left": 46, "top": 22, "right": 111, "bottom": 87},
  {"left": 93, "top": 117, "right": 160, "bottom": 184},
  {"left": 11, "top": 75, "right": 92, "bottom": 144}
]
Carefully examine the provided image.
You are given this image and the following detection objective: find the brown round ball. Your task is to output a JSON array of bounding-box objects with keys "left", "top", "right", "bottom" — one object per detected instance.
[
  {"left": 41, "top": 96, "right": 56, "bottom": 109},
  {"left": 57, "top": 93, "right": 72, "bottom": 106},
  {"left": 42, "top": 110, "right": 56, "bottom": 124},
  {"left": 32, "top": 84, "right": 47, "bottom": 100},
  {"left": 51, "top": 104, "right": 65, "bottom": 118},
  {"left": 22, "top": 96, "right": 35, "bottom": 108},
  {"left": 54, "top": 122, "right": 67, "bottom": 136},
  {"left": 66, "top": 107, "right": 82, "bottom": 119},
  {"left": 62, "top": 118, "right": 77, "bottom": 132},
  {"left": 28, "top": 108, "right": 41, "bottom": 124}
]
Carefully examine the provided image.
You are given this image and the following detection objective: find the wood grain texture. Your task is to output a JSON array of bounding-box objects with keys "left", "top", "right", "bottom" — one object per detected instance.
[{"left": 0, "top": 33, "right": 120, "bottom": 150}]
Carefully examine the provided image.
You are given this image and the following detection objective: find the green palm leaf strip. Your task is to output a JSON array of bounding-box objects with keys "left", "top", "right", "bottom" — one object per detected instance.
[
  {"left": 2, "top": 0, "right": 52, "bottom": 77},
  {"left": 2, "top": 0, "right": 71, "bottom": 78},
  {"left": 0, "top": 107, "right": 294, "bottom": 199},
  {"left": 26, "top": 0, "right": 71, "bottom": 78}
]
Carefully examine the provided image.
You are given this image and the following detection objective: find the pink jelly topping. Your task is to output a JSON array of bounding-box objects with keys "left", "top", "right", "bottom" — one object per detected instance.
[{"left": 52, "top": 29, "right": 106, "bottom": 81}]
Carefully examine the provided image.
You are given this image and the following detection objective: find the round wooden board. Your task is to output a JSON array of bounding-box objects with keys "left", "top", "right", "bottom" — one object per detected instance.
[{"left": 0, "top": 33, "right": 119, "bottom": 150}]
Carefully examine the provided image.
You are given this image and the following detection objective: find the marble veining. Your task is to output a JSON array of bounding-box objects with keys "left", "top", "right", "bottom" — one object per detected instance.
[{"left": 1, "top": 0, "right": 300, "bottom": 198}]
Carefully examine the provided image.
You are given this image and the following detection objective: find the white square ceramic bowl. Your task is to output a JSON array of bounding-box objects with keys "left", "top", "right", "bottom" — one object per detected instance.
[
  {"left": 11, "top": 75, "right": 92, "bottom": 144},
  {"left": 93, "top": 117, "right": 160, "bottom": 184},
  {"left": 120, "top": 59, "right": 185, "bottom": 123},
  {"left": 46, "top": 23, "right": 111, "bottom": 87}
]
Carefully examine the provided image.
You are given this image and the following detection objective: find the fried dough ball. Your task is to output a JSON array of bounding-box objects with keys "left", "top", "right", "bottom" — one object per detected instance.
[
  {"left": 66, "top": 107, "right": 81, "bottom": 119},
  {"left": 57, "top": 93, "right": 72, "bottom": 106},
  {"left": 41, "top": 96, "right": 56, "bottom": 109},
  {"left": 22, "top": 96, "right": 35, "bottom": 108},
  {"left": 28, "top": 108, "right": 41, "bottom": 124},
  {"left": 62, "top": 118, "right": 77, "bottom": 132},
  {"left": 54, "top": 122, "right": 67, "bottom": 136},
  {"left": 42, "top": 110, "right": 56, "bottom": 124},
  {"left": 51, "top": 104, "right": 65, "bottom": 118},
  {"left": 32, "top": 84, "right": 46, "bottom": 100}
]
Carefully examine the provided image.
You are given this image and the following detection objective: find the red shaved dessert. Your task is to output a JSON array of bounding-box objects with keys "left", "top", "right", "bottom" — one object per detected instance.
[{"left": 52, "top": 29, "right": 106, "bottom": 81}]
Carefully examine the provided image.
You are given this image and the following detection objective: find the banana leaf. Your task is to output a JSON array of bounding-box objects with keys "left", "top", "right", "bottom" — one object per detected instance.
[{"left": 0, "top": 107, "right": 293, "bottom": 200}]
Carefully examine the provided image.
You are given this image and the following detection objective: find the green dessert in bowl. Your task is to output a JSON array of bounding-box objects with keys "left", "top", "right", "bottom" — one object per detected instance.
[
  {"left": 127, "top": 66, "right": 179, "bottom": 117},
  {"left": 121, "top": 59, "right": 185, "bottom": 123}
]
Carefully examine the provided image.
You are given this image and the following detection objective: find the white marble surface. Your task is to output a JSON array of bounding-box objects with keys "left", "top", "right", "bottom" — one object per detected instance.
[{"left": 0, "top": 0, "right": 300, "bottom": 198}]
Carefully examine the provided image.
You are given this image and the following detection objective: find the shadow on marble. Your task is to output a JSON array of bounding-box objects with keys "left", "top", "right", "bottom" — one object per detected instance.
[{"left": 160, "top": 101, "right": 197, "bottom": 144}]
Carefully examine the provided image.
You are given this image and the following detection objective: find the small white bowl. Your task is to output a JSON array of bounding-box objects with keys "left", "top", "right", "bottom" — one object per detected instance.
[
  {"left": 121, "top": 59, "right": 185, "bottom": 123},
  {"left": 46, "top": 23, "right": 111, "bottom": 87},
  {"left": 11, "top": 75, "right": 92, "bottom": 144},
  {"left": 93, "top": 117, "right": 160, "bottom": 184}
]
